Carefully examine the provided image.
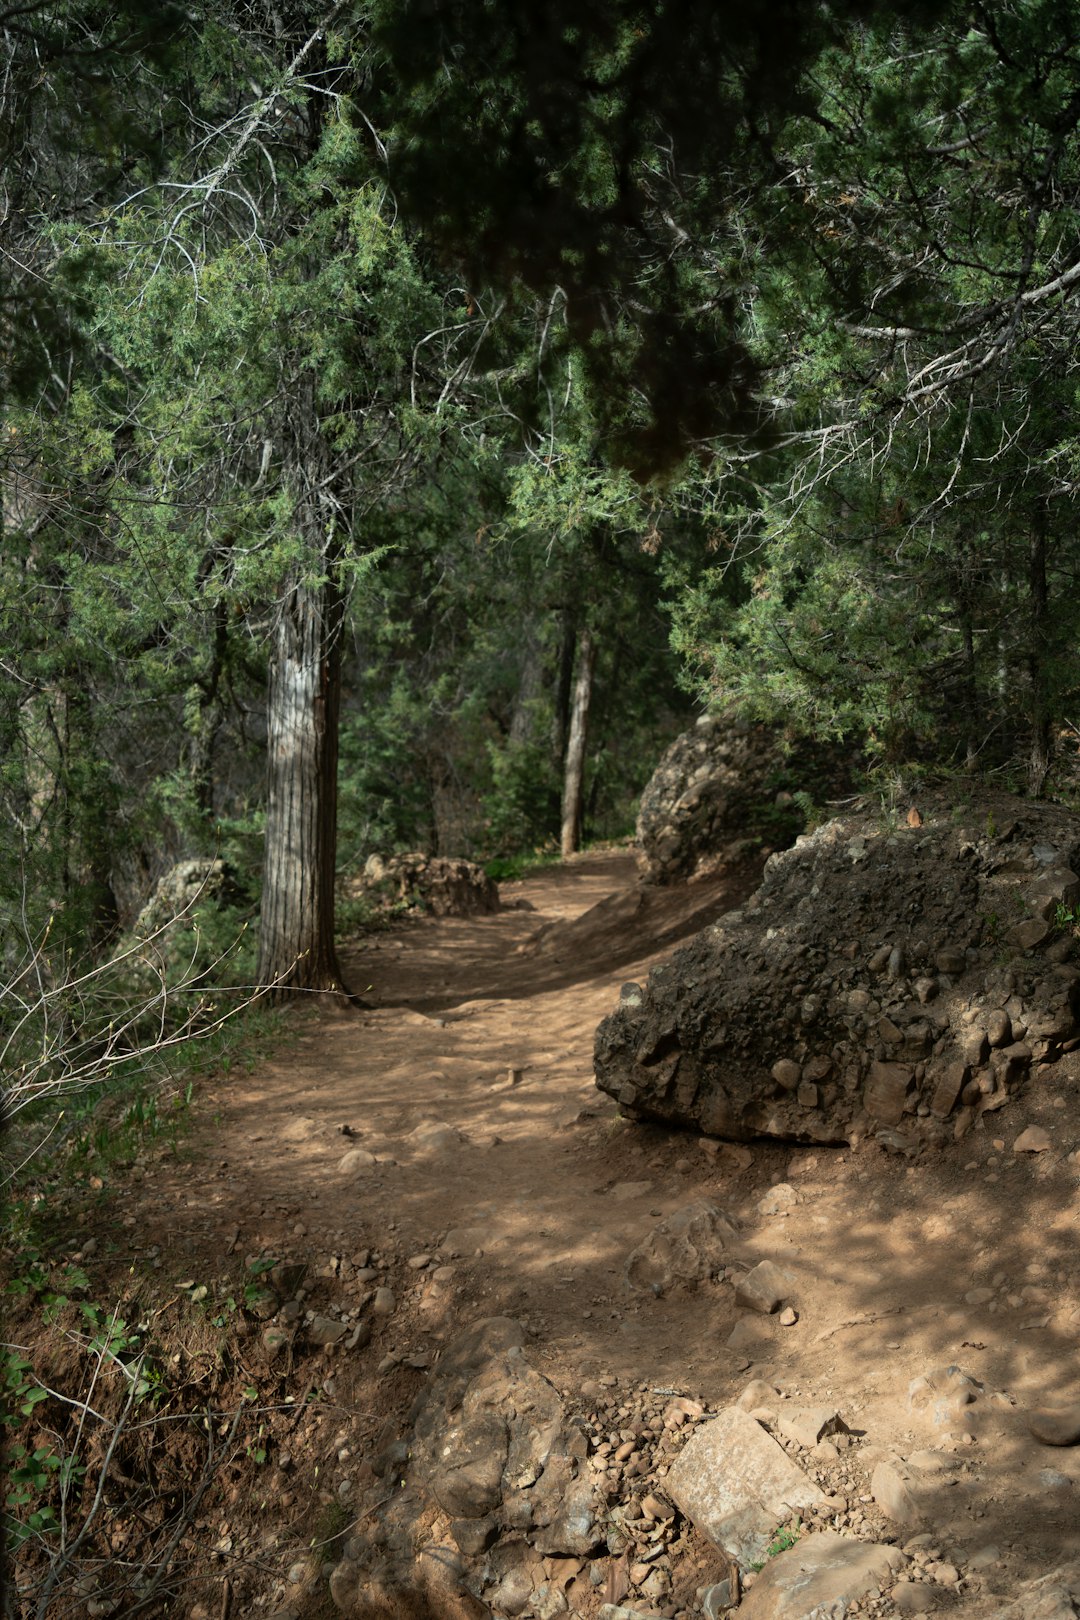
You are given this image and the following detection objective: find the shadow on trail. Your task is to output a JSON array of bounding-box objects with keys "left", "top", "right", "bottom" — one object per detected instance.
[{"left": 345, "top": 856, "right": 766, "bottom": 1013}]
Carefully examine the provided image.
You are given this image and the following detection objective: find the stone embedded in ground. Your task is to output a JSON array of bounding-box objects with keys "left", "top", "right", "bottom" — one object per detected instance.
[
  {"left": 1014, "top": 1125, "right": 1053, "bottom": 1153},
  {"left": 624, "top": 1200, "right": 740, "bottom": 1294},
  {"left": 307, "top": 1314, "right": 347, "bottom": 1346},
  {"left": 870, "top": 1459, "right": 926, "bottom": 1526},
  {"left": 777, "top": 1408, "right": 848, "bottom": 1450},
  {"left": 735, "top": 1260, "right": 796, "bottom": 1315},
  {"left": 735, "top": 1533, "right": 907, "bottom": 1620},
  {"left": 338, "top": 1147, "right": 376, "bottom": 1172},
  {"left": 756, "top": 1183, "right": 798, "bottom": 1216},
  {"left": 667, "top": 1406, "right": 825, "bottom": 1570},
  {"left": 598, "top": 1607, "right": 668, "bottom": 1620},
  {"left": 407, "top": 1119, "right": 463, "bottom": 1155},
  {"left": 409, "top": 1317, "right": 602, "bottom": 1559},
  {"left": 997, "top": 1564, "right": 1080, "bottom": 1620},
  {"left": 1027, "top": 1404, "right": 1080, "bottom": 1446},
  {"left": 737, "top": 1379, "right": 780, "bottom": 1413},
  {"left": 891, "top": 1577, "right": 939, "bottom": 1612}
]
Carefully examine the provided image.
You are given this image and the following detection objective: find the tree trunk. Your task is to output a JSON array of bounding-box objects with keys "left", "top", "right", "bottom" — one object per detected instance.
[
  {"left": 552, "top": 610, "right": 576, "bottom": 767},
  {"left": 959, "top": 608, "right": 979, "bottom": 773},
  {"left": 560, "top": 628, "right": 595, "bottom": 859},
  {"left": 1028, "top": 503, "right": 1052, "bottom": 798},
  {"left": 257, "top": 526, "right": 346, "bottom": 999}
]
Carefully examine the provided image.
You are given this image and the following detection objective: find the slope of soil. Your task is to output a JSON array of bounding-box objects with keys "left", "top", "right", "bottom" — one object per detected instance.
[{"left": 7, "top": 847, "right": 1080, "bottom": 1620}]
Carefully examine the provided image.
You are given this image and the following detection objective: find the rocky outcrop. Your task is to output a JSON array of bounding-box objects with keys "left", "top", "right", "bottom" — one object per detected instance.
[
  {"left": 133, "top": 858, "right": 238, "bottom": 937},
  {"left": 635, "top": 715, "right": 840, "bottom": 885},
  {"left": 408, "top": 1318, "right": 603, "bottom": 1560},
  {"left": 361, "top": 853, "right": 499, "bottom": 917},
  {"left": 597, "top": 793, "right": 1080, "bottom": 1147}
]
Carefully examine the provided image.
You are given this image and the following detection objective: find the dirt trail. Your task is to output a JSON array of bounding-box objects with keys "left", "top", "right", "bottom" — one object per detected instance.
[{"left": 115, "top": 850, "right": 1080, "bottom": 1612}]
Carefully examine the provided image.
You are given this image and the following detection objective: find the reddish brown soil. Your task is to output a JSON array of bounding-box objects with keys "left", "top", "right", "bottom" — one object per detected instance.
[{"left": 11, "top": 849, "right": 1080, "bottom": 1618}]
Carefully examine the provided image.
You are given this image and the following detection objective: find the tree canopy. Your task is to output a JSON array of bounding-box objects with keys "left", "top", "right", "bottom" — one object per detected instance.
[{"left": 2, "top": 0, "right": 1079, "bottom": 1013}]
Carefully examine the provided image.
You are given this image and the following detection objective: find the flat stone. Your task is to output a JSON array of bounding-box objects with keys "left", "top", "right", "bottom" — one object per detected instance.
[
  {"left": 308, "top": 1314, "right": 347, "bottom": 1346},
  {"left": 1014, "top": 1125, "right": 1052, "bottom": 1154},
  {"left": 997, "top": 1564, "right": 1080, "bottom": 1620},
  {"left": 1009, "top": 917, "right": 1051, "bottom": 951},
  {"left": 864, "top": 1061, "right": 913, "bottom": 1125},
  {"left": 777, "top": 1408, "right": 847, "bottom": 1450},
  {"left": 871, "top": 1459, "right": 925, "bottom": 1526},
  {"left": 736, "top": 1532, "right": 907, "bottom": 1619},
  {"left": 667, "top": 1406, "right": 825, "bottom": 1570},
  {"left": 1027, "top": 1404, "right": 1080, "bottom": 1446},
  {"left": 891, "top": 1577, "right": 938, "bottom": 1612},
  {"left": 735, "top": 1260, "right": 796, "bottom": 1315}
]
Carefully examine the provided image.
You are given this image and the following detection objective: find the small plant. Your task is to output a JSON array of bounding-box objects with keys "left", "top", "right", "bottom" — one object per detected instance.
[
  {"left": 750, "top": 1518, "right": 803, "bottom": 1570},
  {"left": 1055, "top": 902, "right": 1079, "bottom": 935}
]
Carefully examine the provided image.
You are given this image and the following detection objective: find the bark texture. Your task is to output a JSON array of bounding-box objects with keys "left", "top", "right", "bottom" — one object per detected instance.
[
  {"left": 560, "top": 628, "right": 595, "bottom": 859},
  {"left": 257, "top": 539, "right": 345, "bottom": 998}
]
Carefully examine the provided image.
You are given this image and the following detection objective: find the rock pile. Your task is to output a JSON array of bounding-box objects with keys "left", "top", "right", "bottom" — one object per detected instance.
[
  {"left": 360, "top": 852, "right": 500, "bottom": 917},
  {"left": 597, "top": 793, "right": 1080, "bottom": 1147}
]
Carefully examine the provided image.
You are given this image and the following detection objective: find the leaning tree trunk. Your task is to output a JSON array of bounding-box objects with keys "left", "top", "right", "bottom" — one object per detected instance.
[
  {"left": 257, "top": 523, "right": 346, "bottom": 999},
  {"left": 560, "top": 628, "right": 596, "bottom": 859}
]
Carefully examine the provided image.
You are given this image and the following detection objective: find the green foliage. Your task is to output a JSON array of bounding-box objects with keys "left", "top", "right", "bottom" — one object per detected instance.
[
  {"left": 750, "top": 1519, "right": 803, "bottom": 1570},
  {"left": 482, "top": 738, "right": 562, "bottom": 856}
]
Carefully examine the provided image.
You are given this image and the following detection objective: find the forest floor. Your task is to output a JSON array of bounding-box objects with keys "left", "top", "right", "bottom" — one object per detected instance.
[{"left": 8, "top": 848, "right": 1080, "bottom": 1619}]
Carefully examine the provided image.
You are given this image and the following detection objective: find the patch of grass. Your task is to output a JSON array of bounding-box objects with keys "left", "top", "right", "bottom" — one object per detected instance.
[{"left": 484, "top": 843, "right": 561, "bottom": 884}]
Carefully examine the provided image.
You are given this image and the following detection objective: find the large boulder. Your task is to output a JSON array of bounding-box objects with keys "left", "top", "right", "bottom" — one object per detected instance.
[
  {"left": 635, "top": 715, "right": 842, "bottom": 886},
  {"left": 597, "top": 792, "right": 1080, "bottom": 1147}
]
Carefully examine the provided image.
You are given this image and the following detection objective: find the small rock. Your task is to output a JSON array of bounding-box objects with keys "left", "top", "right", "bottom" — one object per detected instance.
[
  {"left": 308, "top": 1314, "right": 347, "bottom": 1346},
  {"left": 372, "top": 1287, "right": 396, "bottom": 1316},
  {"left": 1014, "top": 1126, "right": 1052, "bottom": 1154},
  {"left": 338, "top": 1148, "right": 376, "bottom": 1173},
  {"left": 777, "top": 1408, "right": 847, "bottom": 1450},
  {"left": 778, "top": 1306, "right": 798, "bottom": 1327},
  {"left": 735, "top": 1260, "right": 795, "bottom": 1316},
  {"left": 986, "top": 1009, "right": 1012, "bottom": 1047},
  {"left": 771, "top": 1060, "right": 801, "bottom": 1091},
  {"left": 1027, "top": 1404, "right": 1080, "bottom": 1446},
  {"left": 891, "top": 1578, "right": 938, "bottom": 1612},
  {"left": 756, "top": 1183, "right": 798, "bottom": 1217}
]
